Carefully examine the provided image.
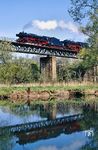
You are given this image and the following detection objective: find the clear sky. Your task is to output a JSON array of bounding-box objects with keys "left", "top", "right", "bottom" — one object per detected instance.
[{"left": 0, "top": 0, "right": 87, "bottom": 42}]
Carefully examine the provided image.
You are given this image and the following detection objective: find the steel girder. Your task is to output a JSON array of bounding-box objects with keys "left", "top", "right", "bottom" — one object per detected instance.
[{"left": 12, "top": 42, "right": 78, "bottom": 58}]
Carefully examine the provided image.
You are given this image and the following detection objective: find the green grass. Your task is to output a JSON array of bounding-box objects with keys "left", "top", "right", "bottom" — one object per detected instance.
[
  {"left": 0, "top": 83, "right": 98, "bottom": 95},
  {"left": 0, "top": 87, "right": 13, "bottom": 95}
]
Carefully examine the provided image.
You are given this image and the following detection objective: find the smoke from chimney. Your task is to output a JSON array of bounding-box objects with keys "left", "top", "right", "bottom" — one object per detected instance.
[{"left": 23, "top": 21, "right": 32, "bottom": 31}]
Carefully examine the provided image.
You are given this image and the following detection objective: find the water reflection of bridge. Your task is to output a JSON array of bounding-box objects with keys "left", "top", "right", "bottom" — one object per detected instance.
[
  {"left": 0, "top": 114, "right": 83, "bottom": 135},
  {"left": 0, "top": 114, "right": 83, "bottom": 144},
  {"left": 17, "top": 119, "right": 82, "bottom": 145}
]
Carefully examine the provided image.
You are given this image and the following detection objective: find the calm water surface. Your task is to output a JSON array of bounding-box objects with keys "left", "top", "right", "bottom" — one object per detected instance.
[{"left": 0, "top": 100, "right": 98, "bottom": 150}]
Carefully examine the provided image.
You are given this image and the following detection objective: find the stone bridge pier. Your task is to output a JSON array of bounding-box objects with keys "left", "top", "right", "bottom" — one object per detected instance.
[{"left": 40, "top": 56, "right": 57, "bottom": 81}]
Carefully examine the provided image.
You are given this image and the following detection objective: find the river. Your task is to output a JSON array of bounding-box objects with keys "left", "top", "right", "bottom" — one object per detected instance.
[{"left": 0, "top": 100, "right": 98, "bottom": 150}]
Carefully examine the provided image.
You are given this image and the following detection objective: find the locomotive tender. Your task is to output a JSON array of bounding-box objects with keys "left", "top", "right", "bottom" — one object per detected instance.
[{"left": 16, "top": 32, "right": 87, "bottom": 53}]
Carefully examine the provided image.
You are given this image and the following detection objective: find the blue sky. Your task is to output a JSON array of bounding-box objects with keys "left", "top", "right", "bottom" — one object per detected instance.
[{"left": 0, "top": 0, "right": 87, "bottom": 42}]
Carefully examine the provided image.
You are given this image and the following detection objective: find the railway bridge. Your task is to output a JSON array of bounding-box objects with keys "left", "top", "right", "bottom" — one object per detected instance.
[{"left": 1, "top": 40, "right": 79, "bottom": 81}]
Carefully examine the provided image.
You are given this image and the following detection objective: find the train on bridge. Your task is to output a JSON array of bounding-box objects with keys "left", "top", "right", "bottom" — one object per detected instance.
[{"left": 16, "top": 32, "right": 87, "bottom": 53}]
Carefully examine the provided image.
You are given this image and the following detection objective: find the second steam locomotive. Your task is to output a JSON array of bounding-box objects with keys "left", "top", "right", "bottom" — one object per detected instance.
[{"left": 16, "top": 32, "right": 87, "bottom": 53}]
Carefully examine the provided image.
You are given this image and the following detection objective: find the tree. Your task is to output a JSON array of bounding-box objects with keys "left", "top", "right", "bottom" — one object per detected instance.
[
  {"left": 0, "top": 57, "right": 40, "bottom": 84},
  {"left": 0, "top": 40, "right": 12, "bottom": 64},
  {"left": 69, "top": 0, "right": 98, "bottom": 68},
  {"left": 57, "top": 58, "right": 85, "bottom": 82}
]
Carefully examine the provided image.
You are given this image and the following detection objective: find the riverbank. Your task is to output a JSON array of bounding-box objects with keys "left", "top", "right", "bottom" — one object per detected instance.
[{"left": 0, "top": 82, "right": 98, "bottom": 101}]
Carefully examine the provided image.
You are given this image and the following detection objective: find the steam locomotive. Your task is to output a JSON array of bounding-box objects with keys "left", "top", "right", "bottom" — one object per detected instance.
[{"left": 16, "top": 32, "right": 87, "bottom": 53}]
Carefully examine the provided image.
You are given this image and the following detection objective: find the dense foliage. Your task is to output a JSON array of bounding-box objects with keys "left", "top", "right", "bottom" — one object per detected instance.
[
  {"left": 0, "top": 58, "right": 40, "bottom": 84},
  {"left": 0, "top": 41, "right": 12, "bottom": 64},
  {"left": 57, "top": 59, "right": 86, "bottom": 82},
  {"left": 0, "top": 41, "right": 40, "bottom": 84},
  {"left": 68, "top": 0, "right": 98, "bottom": 81}
]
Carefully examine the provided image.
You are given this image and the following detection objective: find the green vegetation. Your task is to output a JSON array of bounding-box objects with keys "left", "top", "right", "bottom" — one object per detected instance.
[
  {"left": 0, "top": 41, "right": 40, "bottom": 84},
  {"left": 0, "top": 58, "right": 40, "bottom": 84},
  {"left": 0, "top": 83, "right": 98, "bottom": 95},
  {"left": 69, "top": 0, "right": 98, "bottom": 80},
  {"left": 57, "top": 0, "right": 98, "bottom": 83},
  {"left": 57, "top": 59, "right": 87, "bottom": 82},
  {"left": 0, "top": 40, "right": 12, "bottom": 63}
]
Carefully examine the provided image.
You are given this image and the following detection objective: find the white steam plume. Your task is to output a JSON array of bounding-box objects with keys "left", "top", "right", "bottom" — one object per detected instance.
[{"left": 23, "top": 20, "right": 80, "bottom": 33}]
